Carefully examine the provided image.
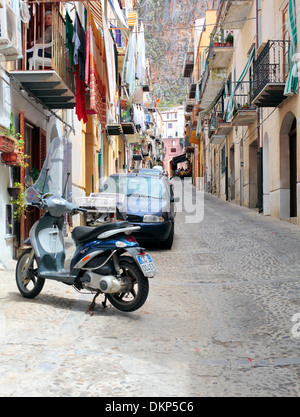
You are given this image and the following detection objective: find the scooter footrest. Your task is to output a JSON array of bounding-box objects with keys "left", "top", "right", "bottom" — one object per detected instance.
[{"left": 39, "top": 271, "right": 76, "bottom": 281}]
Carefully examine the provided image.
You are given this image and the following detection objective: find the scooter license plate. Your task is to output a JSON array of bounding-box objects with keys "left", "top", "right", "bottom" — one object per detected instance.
[{"left": 137, "top": 254, "right": 156, "bottom": 275}]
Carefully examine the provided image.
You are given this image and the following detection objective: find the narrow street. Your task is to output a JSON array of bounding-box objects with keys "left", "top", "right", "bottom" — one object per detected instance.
[{"left": 1, "top": 180, "right": 300, "bottom": 397}]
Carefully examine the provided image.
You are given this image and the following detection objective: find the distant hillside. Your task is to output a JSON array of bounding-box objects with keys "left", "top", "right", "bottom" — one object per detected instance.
[{"left": 137, "top": 0, "right": 211, "bottom": 108}]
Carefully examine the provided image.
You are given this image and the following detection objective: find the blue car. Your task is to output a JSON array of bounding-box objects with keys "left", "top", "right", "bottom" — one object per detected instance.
[{"left": 99, "top": 173, "right": 176, "bottom": 249}]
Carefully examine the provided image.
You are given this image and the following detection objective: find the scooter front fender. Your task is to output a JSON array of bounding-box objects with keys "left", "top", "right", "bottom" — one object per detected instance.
[{"left": 21, "top": 237, "right": 32, "bottom": 250}]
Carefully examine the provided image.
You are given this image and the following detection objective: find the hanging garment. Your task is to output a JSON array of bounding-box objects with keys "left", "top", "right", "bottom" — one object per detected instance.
[
  {"left": 65, "top": 11, "right": 76, "bottom": 72},
  {"left": 102, "top": 0, "right": 116, "bottom": 105},
  {"left": 73, "top": 11, "right": 86, "bottom": 81},
  {"left": 85, "top": 10, "right": 107, "bottom": 130},
  {"left": 136, "top": 23, "right": 145, "bottom": 84},
  {"left": 75, "top": 67, "right": 88, "bottom": 124},
  {"left": 123, "top": 22, "right": 137, "bottom": 96}
]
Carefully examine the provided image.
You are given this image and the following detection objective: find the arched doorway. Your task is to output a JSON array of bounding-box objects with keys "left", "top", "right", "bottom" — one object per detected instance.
[
  {"left": 280, "top": 112, "right": 297, "bottom": 218},
  {"left": 263, "top": 132, "right": 270, "bottom": 215}
]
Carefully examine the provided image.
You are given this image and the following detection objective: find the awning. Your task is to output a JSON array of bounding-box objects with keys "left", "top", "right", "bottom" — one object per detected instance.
[
  {"left": 128, "top": 11, "right": 137, "bottom": 27},
  {"left": 284, "top": 0, "right": 298, "bottom": 96},
  {"left": 171, "top": 153, "right": 187, "bottom": 166},
  {"left": 226, "top": 47, "right": 255, "bottom": 122},
  {"left": 106, "top": 124, "right": 123, "bottom": 135},
  {"left": 196, "top": 85, "right": 225, "bottom": 138},
  {"left": 190, "top": 129, "right": 198, "bottom": 145},
  {"left": 83, "top": 1, "right": 103, "bottom": 28}
]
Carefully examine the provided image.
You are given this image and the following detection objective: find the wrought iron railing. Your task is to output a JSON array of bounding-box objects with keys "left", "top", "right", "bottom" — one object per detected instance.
[
  {"left": 25, "top": 3, "right": 74, "bottom": 93},
  {"left": 208, "top": 94, "right": 230, "bottom": 137},
  {"left": 231, "top": 81, "right": 254, "bottom": 112},
  {"left": 253, "top": 40, "right": 290, "bottom": 99}
]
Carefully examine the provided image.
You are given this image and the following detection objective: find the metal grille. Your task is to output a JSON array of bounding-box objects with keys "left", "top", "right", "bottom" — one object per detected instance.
[{"left": 253, "top": 40, "right": 290, "bottom": 98}]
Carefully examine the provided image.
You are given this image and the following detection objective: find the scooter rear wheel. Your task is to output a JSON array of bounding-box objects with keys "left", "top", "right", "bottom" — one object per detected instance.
[
  {"left": 107, "top": 259, "right": 149, "bottom": 312},
  {"left": 16, "top": 249, "right": 45, "bottom": 298}
]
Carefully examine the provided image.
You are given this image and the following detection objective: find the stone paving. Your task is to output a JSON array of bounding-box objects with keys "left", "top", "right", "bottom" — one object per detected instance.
[{"left": 0, "top": 179, "right": 300, "bottom": 397}]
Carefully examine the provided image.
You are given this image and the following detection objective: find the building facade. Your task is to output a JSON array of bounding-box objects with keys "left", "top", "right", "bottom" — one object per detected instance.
[{"left": 184, "top": 0, "right": 300, "bottom": 225}]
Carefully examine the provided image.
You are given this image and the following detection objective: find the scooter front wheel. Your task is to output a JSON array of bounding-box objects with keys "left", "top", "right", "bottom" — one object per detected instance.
[
  {"left": 16, "top": 249, "right": 45, "bottom": 298},
  {"left": 107, "top": 259, "right": 149, "bottom": 312}
]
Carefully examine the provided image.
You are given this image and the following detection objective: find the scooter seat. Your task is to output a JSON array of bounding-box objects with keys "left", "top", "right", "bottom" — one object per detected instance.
[{"left": 72, "top": 221, "right": 131, "bottom": 243}]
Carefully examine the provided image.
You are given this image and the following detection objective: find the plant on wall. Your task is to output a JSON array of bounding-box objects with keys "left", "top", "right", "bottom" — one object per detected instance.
[{"left": 11, "top": 182, "right": 27, "bottom": 222}]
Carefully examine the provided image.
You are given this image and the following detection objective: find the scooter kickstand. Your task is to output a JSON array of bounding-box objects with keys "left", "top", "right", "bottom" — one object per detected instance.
[
  {"left": 86, "top": 291, "right": 101, "bottom": 316},
  {"left": 102, "top": 295, "right": 108, "bottom": 309}
]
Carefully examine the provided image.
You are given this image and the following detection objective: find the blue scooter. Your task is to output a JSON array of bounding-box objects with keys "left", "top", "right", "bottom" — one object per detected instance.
[{"left": 15, "top": 138, "right": 156, "bottom": 313}]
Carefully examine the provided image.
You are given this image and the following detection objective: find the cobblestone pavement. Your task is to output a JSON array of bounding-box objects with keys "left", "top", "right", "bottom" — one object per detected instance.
[{"left": 1, "top": 179, "right": 300, "bottom": 397}]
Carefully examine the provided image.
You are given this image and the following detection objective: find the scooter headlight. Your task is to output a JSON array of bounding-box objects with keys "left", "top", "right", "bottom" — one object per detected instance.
[{"left": 143, "top": 215, "right": 164, "bottom": 223}]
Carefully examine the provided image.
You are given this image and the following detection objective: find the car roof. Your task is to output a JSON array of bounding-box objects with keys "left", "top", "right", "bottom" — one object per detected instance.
[
  {"left": 132, "top": 168, "right": 161, "bottom": 176},
  {"left": 108, "top": 172, "right": 169, "bottom": 185}
]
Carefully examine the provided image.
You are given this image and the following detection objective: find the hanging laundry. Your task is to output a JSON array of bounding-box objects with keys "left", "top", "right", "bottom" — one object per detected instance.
[
  {"left": 123, "top": 22, "right": 137, "bottom": 96},
  {"left": 73, "top": 11, "right": 86, "bottom": 81},
  {"left": 136, "top": 22, "right": 145, "bottom": 84},
  {"left": 101, "top": 0, "right": 116, "bottom": 107},
  {"left": 85, "top": 10, "right": 107, "bottom": 131},
  {"left": 65, "top": 11, "right": 76, "bottom": 72},
  {"left": 75, "top": 68, "right": 88, "bottom": 124}
]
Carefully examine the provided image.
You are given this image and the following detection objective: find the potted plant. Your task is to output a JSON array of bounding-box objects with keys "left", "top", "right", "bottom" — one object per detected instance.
[
  {"left": 225, "top": 33, "right": 234, "bottom": 46},
  {"left": 7, "top": 184, "right": 21, "bottom": 198},
  {"left": 132, "top": 146, "right": 141, "bottom": 154},
  {"left": 214, "top": 32, "right": 221, "bottom": 47},
  {"left": 11, "top": 182, "right": 27, "bottom": 222},
  {"left": 1, "top": 135, "right": 30, "bottom": 168},
  {"left": 0, "top": 128, "right": 17, "bottom": 153}
]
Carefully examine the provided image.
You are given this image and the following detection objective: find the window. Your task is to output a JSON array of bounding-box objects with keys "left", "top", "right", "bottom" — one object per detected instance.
[
  {"left": 168, "top": 123, "right": 173, "bottom": 129},
  {"left": 172, "top": 140, "right": 176, "bottom": 147},
  {"left": 6, "top": 204, "right": 13, "bottom": 236},
  {"left": 171, "top": 148, "right": 176, "bottom": 153}
]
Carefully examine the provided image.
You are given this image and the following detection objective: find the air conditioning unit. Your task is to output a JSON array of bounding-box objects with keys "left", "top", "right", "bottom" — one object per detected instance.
[{"left": 0, "top": 0, "right": 22, "bottom": 60}]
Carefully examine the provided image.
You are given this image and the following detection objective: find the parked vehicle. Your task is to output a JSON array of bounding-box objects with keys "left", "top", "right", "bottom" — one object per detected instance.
[
  {"left": 132, "top": 168, "right": 161, "bottom": 176},
  {"left": 97, "top": 172, "right": 176, "bottom": 249},
  {"left": 15, "top": 138, "right": 156, "bottom": 313}
]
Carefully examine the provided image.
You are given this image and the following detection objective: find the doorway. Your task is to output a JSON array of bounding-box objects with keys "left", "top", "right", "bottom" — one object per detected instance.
[
  {"left": 280, "top": 113, "right": 297, "bottom": 218},
  {"left": 230, "top": 145, "right": 235, "bottom": 200},
  {"left": 249, "top": 139, "right": 258, "bottom": 208},
  {"left": 263, "top": 133, "right": 270, "bottom": 215},
  {"left": 289, "top": 118, "right": 297, "bottom": 217}
]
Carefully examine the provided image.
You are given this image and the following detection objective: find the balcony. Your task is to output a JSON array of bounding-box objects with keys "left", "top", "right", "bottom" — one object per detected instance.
[
  {"left": 183, "top": 52, "right": 194, "bottom": 78},
  {"left": 219, "top": 0, "right": 253, "bottom": 30},
  {"left": 10, "top": 4, "right": 75, "bottom": 110},
  {"left": 185, "top": 99, "right": 194, "bottom": 113},
  {"left": 209, "top": 44, "right": 234, "bottom": 69},
  {"left": 252, "top": 40, "right": 290, "bottom": 107},
  {"left": 209, "top": 98, "right": 232, "bottom": 144},
  {"left": 208, "top": 31, "right": 234, "bottom": 69},
  {"left": 199, "top": 66, "right": 227, "bottom": 110},
  {"left": 230, "top": 81, "right": 257, "bottom": 126}
]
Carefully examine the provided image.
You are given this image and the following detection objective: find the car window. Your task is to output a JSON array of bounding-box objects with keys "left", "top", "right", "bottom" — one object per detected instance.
[{"left": 101, "top": 176, "right": 169, "bottom": 199}]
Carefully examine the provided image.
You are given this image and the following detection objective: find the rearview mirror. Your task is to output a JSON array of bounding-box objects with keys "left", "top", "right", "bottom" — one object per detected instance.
[{"left": 24, "top": 174, "right": 34, "bottom": 187}]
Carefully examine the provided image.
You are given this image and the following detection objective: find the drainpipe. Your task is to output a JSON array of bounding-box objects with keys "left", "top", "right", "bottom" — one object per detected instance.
[{"left": 256, "top": 0, "right": 263, "bottom": 213}]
